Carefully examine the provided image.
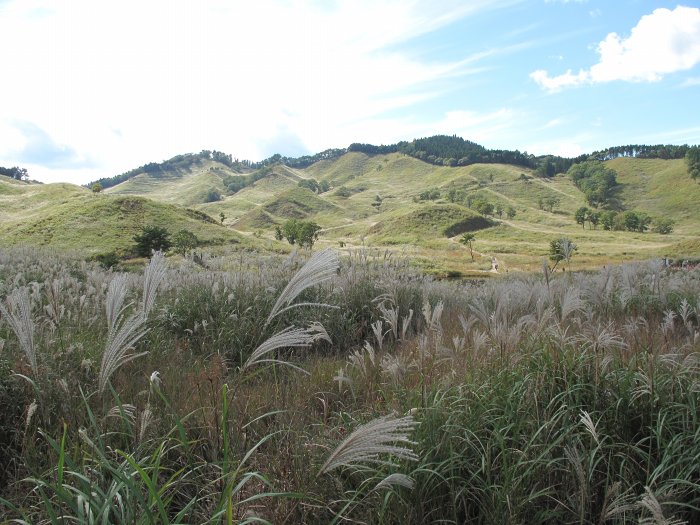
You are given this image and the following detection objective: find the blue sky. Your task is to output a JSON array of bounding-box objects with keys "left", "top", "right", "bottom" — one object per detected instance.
[{"left": 1, "top": 0, "right": 699, "bottom": 184}]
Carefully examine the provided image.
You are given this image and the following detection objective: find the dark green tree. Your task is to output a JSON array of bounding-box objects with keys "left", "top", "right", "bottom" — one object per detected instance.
[
  {"left": 506, "top": 206, "right": 516, "bottom": 219},
  {"left": 133, "top": 226, "right": 171, "bottom": 257},
  {"left": 686, "top": 146, "right": 700, "bottom": 181},
  {"left": 91, "top": 182, "right": 103, "bottom": 193}
]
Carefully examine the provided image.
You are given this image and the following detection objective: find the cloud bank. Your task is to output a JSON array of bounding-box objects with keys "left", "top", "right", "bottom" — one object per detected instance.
[{"left": 531, "top": 6, "right": 700, "bottom": 91}]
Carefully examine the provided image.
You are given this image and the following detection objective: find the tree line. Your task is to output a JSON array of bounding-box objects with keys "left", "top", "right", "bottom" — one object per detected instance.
[
  {"left": 0, "top": 166, "right": 29, "bottom": 181},
  {"left": 85, "top": 139, "right": 700, "bottom": 192}
]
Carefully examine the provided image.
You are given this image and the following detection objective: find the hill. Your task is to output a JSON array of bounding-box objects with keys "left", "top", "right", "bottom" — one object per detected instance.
[
  {"left": 0, "top": 178, "right": 246, "bottom": 256},
  {"left": 99, "top": 150, "right": 700, "bottom": 274}
]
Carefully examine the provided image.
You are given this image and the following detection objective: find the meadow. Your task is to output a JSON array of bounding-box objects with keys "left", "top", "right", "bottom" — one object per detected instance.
[{"left": 0, "top": 246, "right": 699, "bottom": 524}]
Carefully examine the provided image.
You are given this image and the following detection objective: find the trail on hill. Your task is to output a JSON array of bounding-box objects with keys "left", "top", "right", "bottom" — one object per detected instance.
[{"left": 532, "top": 178, "right": 578, "bottom": 200}]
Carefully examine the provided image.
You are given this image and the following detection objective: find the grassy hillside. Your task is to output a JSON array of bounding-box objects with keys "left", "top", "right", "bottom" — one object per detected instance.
[
  {"left": 6, "top": 154, "right": 698, "bottom": 274},
  {"left": 105, "top": 159, "right": 240, "bottom": 206},
  {"left": 0, "top": 178, "right": 246, "bottom": 255}
]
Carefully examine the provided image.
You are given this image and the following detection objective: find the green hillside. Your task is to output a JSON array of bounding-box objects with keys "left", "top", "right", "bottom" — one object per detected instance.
[
  {"left": 0, "top": 178, "right": 245, "bottom": 255},
  {"left": 104, "top": 159, "right": 237, "bottom": 206},
  {"left": 7, "top": 149, "right": 699, "bottom": 275}
]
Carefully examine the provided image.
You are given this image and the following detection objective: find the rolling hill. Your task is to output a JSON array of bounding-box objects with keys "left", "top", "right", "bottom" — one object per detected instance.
[
  {"left": 3, "top": 138, "right": 698, "bottom": 275},
  {"left": 0, "top": 175, "right": 246, "bottom": 256},
  {"left": 96, "top": 150, "right": 699, "bottom": 274}
]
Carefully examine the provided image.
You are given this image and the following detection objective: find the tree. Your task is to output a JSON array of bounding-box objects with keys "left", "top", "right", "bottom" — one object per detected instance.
[
  {"left": 278, "top": 219, "right": 321, "bottom": 248},
  {"left": 91, "top": 182, "right": 103, "bottom": 193},
  {"left": 460, "top": 233, "right": 476, "bottom": 261},
  {"left": 588, "top": 211, "right": 600, "bottom": 230},
  {"left": 506, "top": 206, "right": 516, "bottom": 219},
  {"left": 567, "top": 161, "right": 618, "bottom": 207},
  {"left": 173, "top": 229, "right": 198, "bottom": 256},
  {"left": 219, "top": 212, "right": 226, "bottom": 225},
  {"left": 623, "top": 211, "right": 639, "bottom": 232},
  {"left": 474, "top": 199, "right": 494, "bottom": 216},
  {"left": 653, "top": 218, "right": 675, "bottom": 234},
  {"left": 549, "top": 237, "right": 577, "bottom": 270},
  {"left": 543, "top": 196, "right": 560, "bottom": 213},
  {"left": 205, "top": 189, "right": 221, "bottom": 202},
  {"left": 297, "top": 221, "right": 322, "bottom": 248},
  {"left": 495, "top": 203, "right": 504, "bottom": 218},
  {"left": 575, "top": 207, "right": 589, "bottom": 229},
  {"left": 686, "top": 145, "right": 700, "bottom": 182},
  {"left": 372, "top": 194, "right": 383, "bottom": 210},
  {"left": 133, "top": 226, "right": 171, "bottom": 257},
  {"left": 298, "top": 179, "right": 320, "bottom": 192},
  {"left": 600, "top": 211, "right": 617, "bottom": 231}
]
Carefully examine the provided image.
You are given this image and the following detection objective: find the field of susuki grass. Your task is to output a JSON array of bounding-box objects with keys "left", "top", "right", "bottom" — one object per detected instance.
[{"left": 1, "top": 246, "right": 699, "bottom": 523}]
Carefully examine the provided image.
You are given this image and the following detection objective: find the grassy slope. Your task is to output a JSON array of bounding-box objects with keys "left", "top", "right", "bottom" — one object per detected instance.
[
  {"left": 0, "top": 179, "right": 246, "bottom": 255},
  {"left": 5, "top": 155, "right": 698, "bottom": 273},
  {"left": 105, "top": 159, "right": 239, "bottom": 206}
]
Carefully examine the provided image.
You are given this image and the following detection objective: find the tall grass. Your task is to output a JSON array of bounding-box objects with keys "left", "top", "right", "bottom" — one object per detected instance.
[{"left": 0, "top": 247, "right": 698, "bottom": 523}]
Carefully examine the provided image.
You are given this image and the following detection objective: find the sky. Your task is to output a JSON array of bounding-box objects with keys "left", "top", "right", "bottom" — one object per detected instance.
[{"left": 1, "top": 0, "right": 700, "bottom": 185}]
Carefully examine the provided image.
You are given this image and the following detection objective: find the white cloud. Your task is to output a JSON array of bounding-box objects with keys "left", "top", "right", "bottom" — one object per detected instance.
[
  {"left": 531, "top": 6, "right": 700, "bottom": 91},
  {"left": 0, "top": 0, "right": 516, "bottom": 183}
]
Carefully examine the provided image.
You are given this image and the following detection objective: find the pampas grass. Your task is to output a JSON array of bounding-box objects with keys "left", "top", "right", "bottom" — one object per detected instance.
[
  {"left": 319, "top": 415, "right": 418, "bottom": 474},
  {"left": 266, "top": 248, "right": 339, "bottom": 325},
  {"left": 0, "top": 286, "right": 37, "bottom": 376}
]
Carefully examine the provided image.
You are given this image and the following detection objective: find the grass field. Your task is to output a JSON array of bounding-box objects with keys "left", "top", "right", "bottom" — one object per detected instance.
[{"left": 0, "top": 247, "right": 698, "bottom": 523}]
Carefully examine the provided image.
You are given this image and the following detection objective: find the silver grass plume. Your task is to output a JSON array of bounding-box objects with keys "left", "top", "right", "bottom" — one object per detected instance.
[
  {"left": 106, "top": 274, "right": 129, "bottom": 333},
  {"left": 638, "top": 487, "right": 687, "bottom": 525},
  {"left": 98, "top": 313, "right": 148, "bottom": 393},
  {"left": 98, "top": 254, "right": 167, "bottom": 394},
  {"left": 372, "top": 473, "right": 414, "bottom": 492},
  {"left": 242, "top": 323, "right": 330, "bottom": 372},
  {"left": 142, "top": 251, "right": 167, "bottom": 317},
  {"left": 319, "top": 414, "right": 418, "bottom": 475},
  {"left": 266, "top": 248, "right": 339, "bottom": 325},
  {"left": 0, "top": 287, "right": 38, "bottom": 376}
]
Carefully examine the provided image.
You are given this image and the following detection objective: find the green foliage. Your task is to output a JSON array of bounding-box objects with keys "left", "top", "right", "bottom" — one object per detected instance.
[
  {"left": 542, "top": 195, "right": 560, "bottom": 213},
  {"left": 298, "top": 178, "right": 320, "bottom": 192},
  {"left": 459, "top": 233, "right": 475, "bottom": 260},
  {"left": 204, "top": 188, "right": 221, "bottom": 203},
  {"left": 173, "top": 229, "right": 199, "bottom": 256},
  {"left": 277, "top": 219, "right": 322, "bottom": 248},
  {"left": 568, "top": 161, "right": 618, "bottom": 207},
  {"left": 93, "top": 251, "right": 120, "bottom": 269},
  {"left": 653, "top": 217, "right": 675, "bottom": 234},
  {"left": 334, "top": 186, "right": 352, "bottom": 198},
  {"left": 686, "top": 145, "right": 700, "bottom": 181},
  {"left": 535, "top": 157, "right": 556, "bottom": 177},
  {"left": 0, "top": 165, "right": 28, "bottom": 181},
  {"left": 90, "top": 182, "right": 102, "bottom": 193},
  {"left": 133, "top": 225, "right": 171, "bottom": 257},
  {"left": 506, "top": 206, "right": 516, "bottom": 219},
  {"left": 418, "top": 189, "right": 440, "bottom": 201},
  {"left": 575, "top": 206, "right": 588, "bottom": 228},
  {"left": 549, "top": 237, "right": 577, "bottom": 267},
  {"left": 473, "top": 199, "right": 494, "bottom": 216}
]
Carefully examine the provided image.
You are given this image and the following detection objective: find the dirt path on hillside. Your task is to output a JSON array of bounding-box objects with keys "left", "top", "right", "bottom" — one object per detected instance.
[{"left": 532, "top": 179, "right": 578, "bottom": 200}]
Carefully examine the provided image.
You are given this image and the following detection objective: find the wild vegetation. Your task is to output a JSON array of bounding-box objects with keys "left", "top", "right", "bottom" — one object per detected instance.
[{"left": 1, "top": 246, "right": 699, "bottom": 523}]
